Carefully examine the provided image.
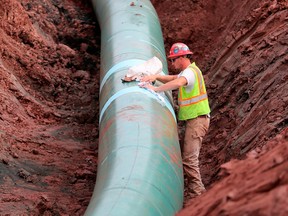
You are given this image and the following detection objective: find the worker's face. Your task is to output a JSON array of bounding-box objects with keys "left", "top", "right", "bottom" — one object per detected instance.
[{"left": 170, "top": 56, "right": 185, "bottom": 70}]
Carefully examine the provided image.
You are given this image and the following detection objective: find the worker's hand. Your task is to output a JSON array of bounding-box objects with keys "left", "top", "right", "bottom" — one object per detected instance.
[
  {"left": 140, "top": 75, "right": 157, "bottom": 82},
  {"left": 138, "top": 82, "right": 156, "bottom": 91}
]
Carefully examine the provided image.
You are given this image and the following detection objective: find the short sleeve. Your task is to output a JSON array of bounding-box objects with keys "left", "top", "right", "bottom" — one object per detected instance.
[{"left": 178, "top": 68, "right": 195, "bottom": 92}]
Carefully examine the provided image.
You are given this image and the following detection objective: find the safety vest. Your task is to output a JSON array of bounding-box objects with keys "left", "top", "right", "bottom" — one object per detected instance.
[{"left": 178, "top": 62, "right": 210, "bottom": 120}]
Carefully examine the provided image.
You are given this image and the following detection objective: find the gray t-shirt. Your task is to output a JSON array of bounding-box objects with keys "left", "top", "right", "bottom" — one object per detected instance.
[{"left": 178, "top": 68, "right": 195, "bottom": 92}]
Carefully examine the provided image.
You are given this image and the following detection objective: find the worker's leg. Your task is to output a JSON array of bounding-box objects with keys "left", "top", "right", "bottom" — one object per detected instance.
[{"left": 182, "top": 116, "right": 210, "bottom": 196}]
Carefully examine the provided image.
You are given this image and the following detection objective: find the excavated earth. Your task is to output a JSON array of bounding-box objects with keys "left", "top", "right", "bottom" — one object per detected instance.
[{"left": 0, "top": 0, "right": 287, "bottom": 215}]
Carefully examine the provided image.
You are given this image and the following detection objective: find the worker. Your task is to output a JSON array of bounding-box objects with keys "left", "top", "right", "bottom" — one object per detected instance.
[{"left": 139, "top": 42, "right": 211, "bottom": 198}]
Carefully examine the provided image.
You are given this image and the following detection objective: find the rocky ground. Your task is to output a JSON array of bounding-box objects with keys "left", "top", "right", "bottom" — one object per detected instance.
[{"left": 0, "top": 0, "right": 287, "bottom": 215}]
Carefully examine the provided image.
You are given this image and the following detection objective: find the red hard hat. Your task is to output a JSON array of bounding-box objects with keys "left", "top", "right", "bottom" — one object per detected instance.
[{"left": 168, "top": 43, "right": 193, "bottom": 59}]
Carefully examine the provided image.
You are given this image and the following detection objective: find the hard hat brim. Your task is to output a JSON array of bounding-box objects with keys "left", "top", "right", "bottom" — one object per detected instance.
[{"left": 168, "top": 51, "right": 193, "bottom": 59}]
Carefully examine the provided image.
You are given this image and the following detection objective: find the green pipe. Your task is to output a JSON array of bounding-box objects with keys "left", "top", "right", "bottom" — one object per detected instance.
[{"left": 85, "top": 0, "right": 184, "bottom": 215}]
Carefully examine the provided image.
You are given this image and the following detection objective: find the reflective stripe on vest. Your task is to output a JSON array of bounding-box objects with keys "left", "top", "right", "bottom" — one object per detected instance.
[
  {"left": 178, "top": 65, "right": 207, "bottom": 106},
  {"left": 179, "top": 92, "right": 208, "bottom": 106}
]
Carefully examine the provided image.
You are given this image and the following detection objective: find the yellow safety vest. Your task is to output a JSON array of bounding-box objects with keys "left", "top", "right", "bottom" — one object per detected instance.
[{"left": 178, "top": 63, "right": 210, "bottom": 120}]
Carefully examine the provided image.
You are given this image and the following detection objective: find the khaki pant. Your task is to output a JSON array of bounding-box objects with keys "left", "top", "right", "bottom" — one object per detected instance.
[{"left": 182, "top": 115, "right": 210, "bottom": 195}]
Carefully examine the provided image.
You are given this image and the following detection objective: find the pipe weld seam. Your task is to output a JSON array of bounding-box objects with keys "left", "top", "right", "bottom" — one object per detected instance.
[
  {"left": 100, "top": 59, "right": 146, "bottom": 92},
  {"left": 99, "top": 86, "right": 176, "bottom": 123}
]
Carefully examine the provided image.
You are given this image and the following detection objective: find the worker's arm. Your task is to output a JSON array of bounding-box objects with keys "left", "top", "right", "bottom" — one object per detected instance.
[
  {"left": 140, "top": 76, "right": 187, "bottom": 92},
  {"left": 141, "top": 74, "right": 178, "bottom": 83}
]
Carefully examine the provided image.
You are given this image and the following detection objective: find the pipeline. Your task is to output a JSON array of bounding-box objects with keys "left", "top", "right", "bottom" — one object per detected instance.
[{"left": 85, "top": 0, "right": 184, "bottom": 215}]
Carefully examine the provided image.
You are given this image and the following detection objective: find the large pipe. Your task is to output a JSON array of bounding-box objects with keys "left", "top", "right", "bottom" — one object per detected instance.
[{"left": 85, "top": 0, "right": 184, "bottom": 215}]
